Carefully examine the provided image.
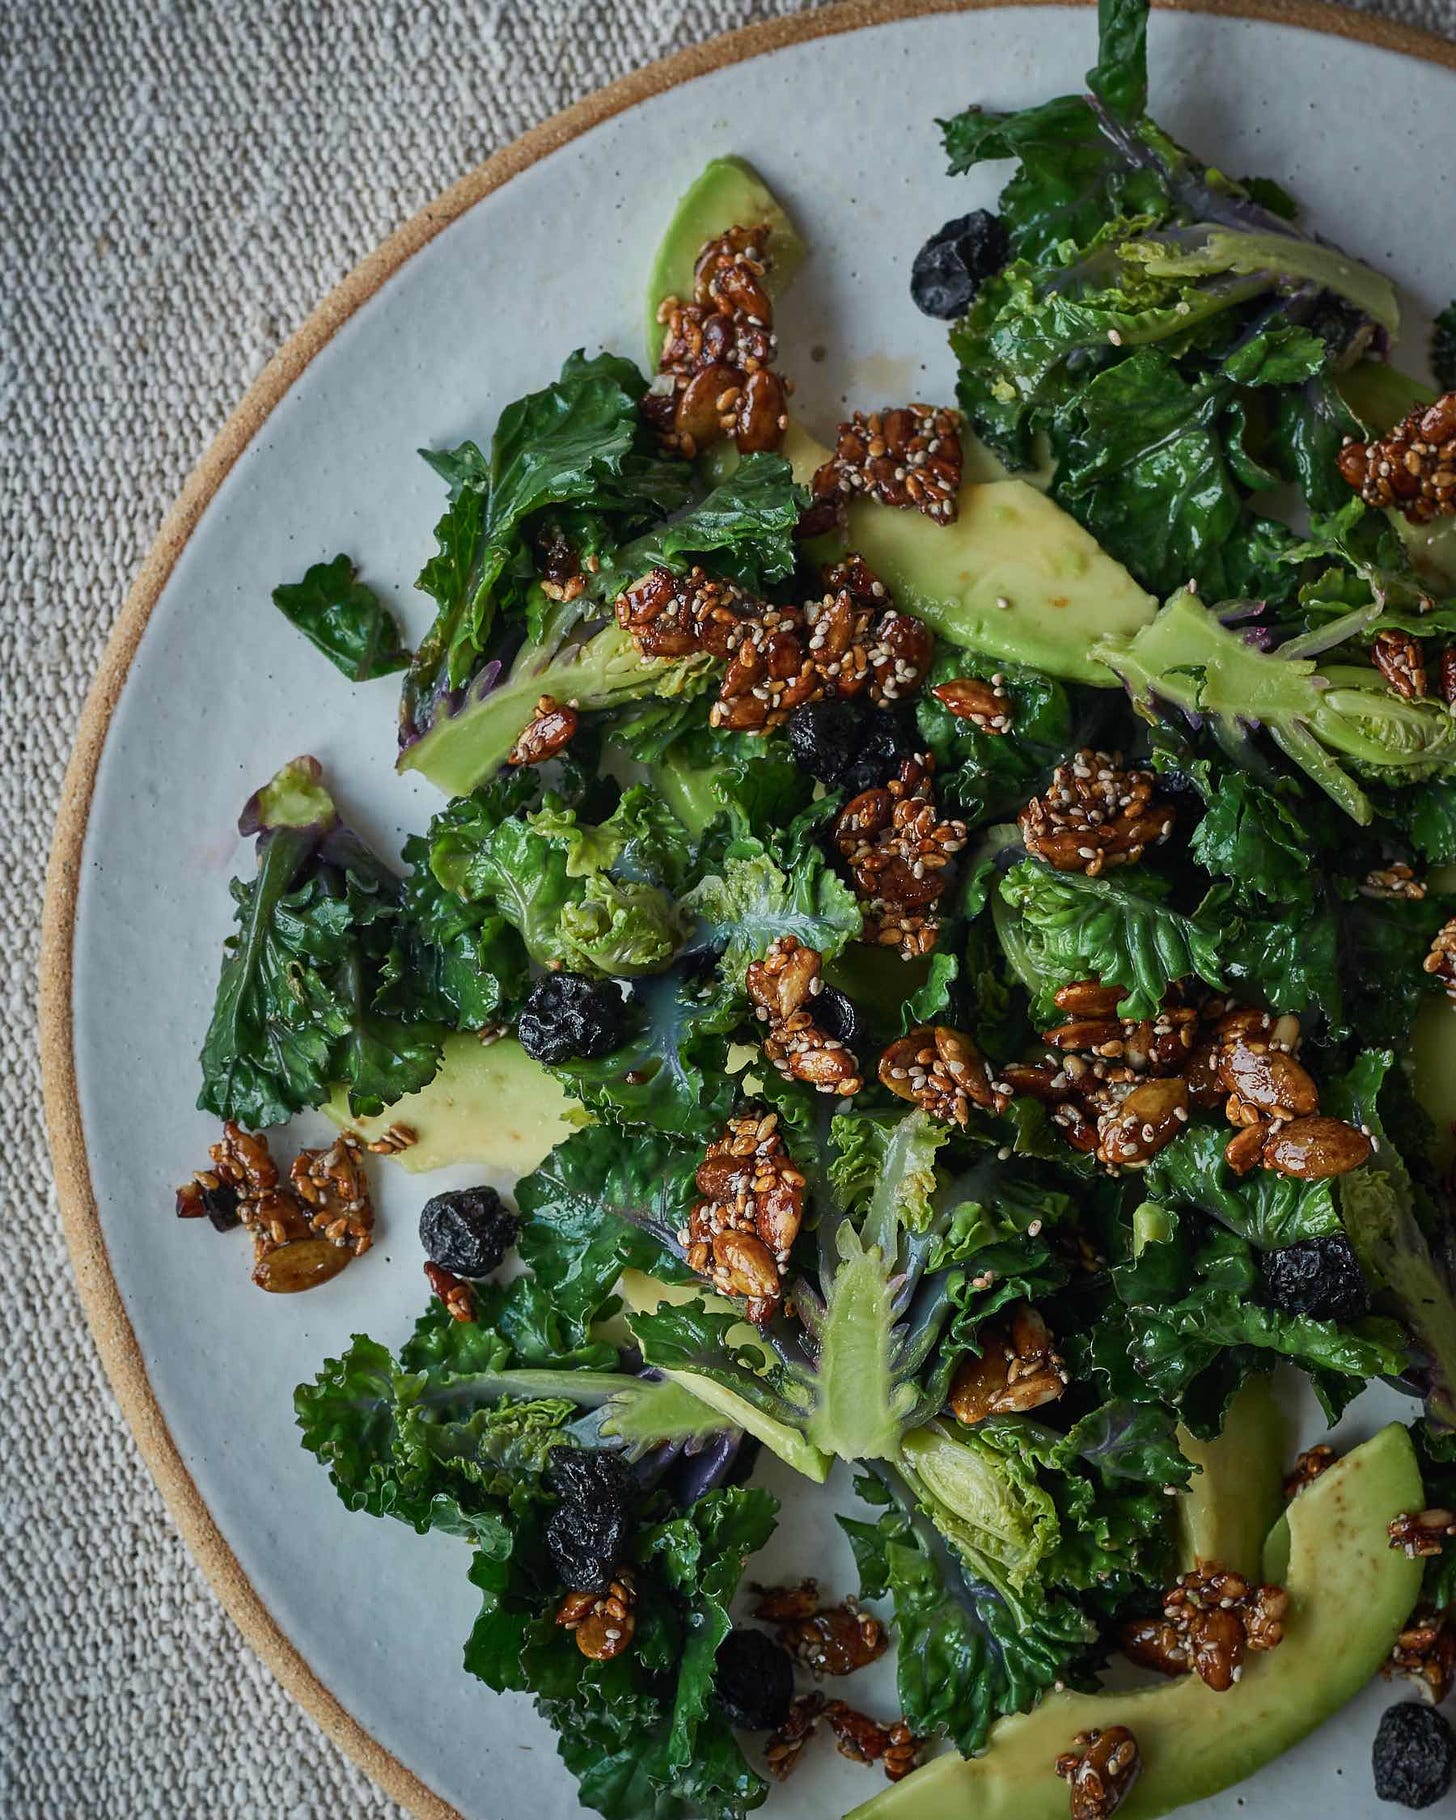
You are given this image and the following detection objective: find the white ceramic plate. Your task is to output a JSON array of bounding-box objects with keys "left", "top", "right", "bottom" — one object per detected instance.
[{"left": 42, "top": 5, "right": 1456, "bottom": 1817}]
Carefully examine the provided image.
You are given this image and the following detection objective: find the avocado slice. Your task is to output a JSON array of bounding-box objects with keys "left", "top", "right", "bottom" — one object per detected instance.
[
  {"left": 323, "top": 1033, "right": 581, "bottom": 1176},
  {"left": 848, "top": 1423, "right": 1422, "bottom": 1820},
  {"left": 781, "top": 420, "right": 1156, "bottom": 685},
  {"left": 1176, "top": 1377, "right": 1286, "bottom": 1579},
  {"left": 618, "top": 1269, "right": 833, "bottom": 1483},
  {"left": 644, "top": 156, "right": 804, "bottom": 366}
]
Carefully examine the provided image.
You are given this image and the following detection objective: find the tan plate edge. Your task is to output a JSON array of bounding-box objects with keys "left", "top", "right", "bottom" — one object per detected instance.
[{"left": 36, "top": 2, "right": 1456, "bottom": 1815}]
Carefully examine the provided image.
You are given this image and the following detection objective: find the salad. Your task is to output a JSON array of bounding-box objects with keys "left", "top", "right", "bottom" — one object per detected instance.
[{"left": 176, "top": 2, "right": 1456, "bottom": 1815}]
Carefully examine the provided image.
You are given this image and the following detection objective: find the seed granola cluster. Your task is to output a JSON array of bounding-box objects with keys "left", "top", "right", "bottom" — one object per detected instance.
[
  {"left": 1338, "top": 391, "right": 1456, "bottom": 524},
  {"left": 1361, "top": 862, "right": 1427, "bottom": 901},
  {"left": 1018, "top": 749, "right": 1175, "bottom": 878},
  {"left": 1389, "top": 1506, "right": 1456, "bottom": 1559},
  {"left": 753, "top": 1582, "right": 889, "bottom": 1676},
  {"left": 175, "top": 1123, "right": 375, "bottom": 1293},
  {"left": 833, "top": 755, "right": 968, "bottom": 958},
  {"left": 509, "top": 694, "right": 579, "bottom": 765},
  {"left": 1055, "top": 1726, "right": 1141, "bottom": 1820},
  {"left": 684, "top": 1110, "right": 806, "bottom": 1324},
  {"left": 645, "top": 225, "right": 791, "bottom": 458},
  {"left": 948, "top": 1303, "right": 1069, "bottom": 1422},
  {"left": 810, "top": 405, "right": 964, "bottom": 525},
  {"left": 1282, "top": 1443, "right": 1338, "bottom": 1499},
  {"left": 1121, "top": 1561, "right": 1288, "bottom": 1692},
  {"left": 1386, "top": 1605, "right": 1456, "bottom": 1705},
  {"left": 1009, "top": 986, "right": 1373, "bottom": 1179},
  {"left": 932, "top": 672, "right": 1014, "bottom": 733},
  {"left": 1424, "top": 916, "right": 1456, "bottom": 1002},
  {"left": 746, "top": 935, "right": 862, "bottom": 1096},
  {"left": 555, "top": 1572, "right": 638, "bottom": 1661},
  {"left": 878, "top": 1023, "right": 1007, "bottom": 1125},
  {"left": 764, "top": 1693, "right": 922, "bottom": 1784},
  {"left": 614, "top": 555, "right": 933, "bottom": 735}
]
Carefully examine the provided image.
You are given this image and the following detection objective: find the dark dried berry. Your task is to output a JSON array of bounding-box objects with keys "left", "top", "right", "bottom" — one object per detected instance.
[
  {"left": 201, "top": 1183, "right": 241, "bottom": 1231},
  {"left": 418, "top": 1186, "right": 518, "bottom": 1278},
  {"left": 1308, "top": 293, "right": 1374, "bottom": 367},
  {"left": 517, "top": 972, "right": 627, "bottom": 1065},
  {"left": 910, "top": 211, "right": 1010, "bottom": 320},
  {"left": 1373, "top": 1702, "right": 1456, "bottom": 1808},
  {"left": 840, "top": 709, "right": 918, "bottom": 796},
  {"left": 545, "top": 1448, "right": 634, "bottom": 1593},
  {"left": 1260, "top": 1232, "right": 1370, "bottom": 1323},
  {"left": 787, "top": 699, "right": 867, "bottom": 786},
  {"left": 714, "top": 1627, "right": 795, "bottom": 1731},
  {"left": 814, "top": 985, "right": 865, "bottom": 1054}
]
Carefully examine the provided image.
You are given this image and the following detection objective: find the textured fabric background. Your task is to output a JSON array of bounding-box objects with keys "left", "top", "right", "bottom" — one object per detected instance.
[{"left": 2, "top": 0, "right": 1452, "bottom": 1814}]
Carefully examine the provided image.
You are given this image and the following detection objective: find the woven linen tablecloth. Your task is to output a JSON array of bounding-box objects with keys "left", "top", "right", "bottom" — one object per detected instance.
[{"left": 4, "top": 0, "right": 1454, "bottom": 1814}]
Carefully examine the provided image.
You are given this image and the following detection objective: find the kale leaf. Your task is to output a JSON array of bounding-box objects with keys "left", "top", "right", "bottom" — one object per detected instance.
[
  {"left": 198, "top": 757, "right": 441, "bottom": 1126},
  {"left": 994, "top": 859, "right": 1224, "bottom": 1020},
  {"left": 271, "top": 554, "right": 410, "bottom": 681}
]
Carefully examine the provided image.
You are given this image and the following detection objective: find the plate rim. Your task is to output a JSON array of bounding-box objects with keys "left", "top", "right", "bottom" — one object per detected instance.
[{"left": 37, "top": 2, "right": 1456, "bottom": 1814}]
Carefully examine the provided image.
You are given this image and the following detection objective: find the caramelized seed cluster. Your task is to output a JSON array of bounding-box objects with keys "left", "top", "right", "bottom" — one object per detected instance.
[
  {"left": 425, "top": 1260, "right": 475, "bottom": 1324},
  {"left": 1424, "top": 916, "right": 1456, "bottom": 1003},
  {"left": 1014, "top": 988, "right": 1372, "bottom": 1180},
  {"left": 811, "top": 405, "right": 963, "bottom": 525},
  {"left": 646, "top": 225, "right": 790, "bottom": 458},
  {"left": 614, "top": 556, "right": 932, "bottom": 736},
  {"left": 948, "top": 1304, "right": 1069, "bottom": 1422},
  {"left": 1338, "top": 391, "right": 1456, "bottom": 524},
  {"left": 1390, "top": 1507, "right": 1456, "bottom": 1559},
  {"left": 1282, "top": 1443, "right": 1338, "bottom": 1500},
  {"left": 1055, "top": 1726, "right": 1141, "bottom": 1820},
  {"left": 556, "top": 1572, "right": 637, "bottom": 1661},
  {"left": 685, "top": 1111, "right": 806, "bottom": 1324},
  {"left": 752, "top": 1584, "right": 887, "bottom": 1677},
  {"left": 1018, "top": 749, "right": 1174, "bottom": 878},
  {"left": 509, "top": 694, "right": 579, "bottom": 766},
  {"left": 762, "top": 1691, "right": 922, "bottom": 1785},
  {"left": 1361, "top": 863, "right": 1427, "bottom": 901},
  {"left": 175, "top": 1122, "right": 371, "bottom": 1295},
  {"left": 289, "top": 1134, "right": 376, "bottom": 1254},
  {"left": 932, "top": 673, "right": 1013, "bottom": 734},
  {"left": 1372, "top": 628, "right": 1430, "bottom": 700},
  {"left": 802, "top": 556, "right": 935, "bottom": 705},
  {"left": 1123, "top": 1562, "right": 1288, "bottom": 1693},
  {"left": 1387, "top": 1605, "right": 1456, "bottom": 1705},
  {"left": 879, "top": 1024, "right": 1006, "bottom": 1126},
  {"left": 1204, "top": 1006, "right": 1372, "bottom": 1180},
  {"left": 833, "top": 755, "right": 967, "bottom": 959},
  {"left": 616, "top": 564, "right": 756, "bottom": 661},
  {"left": 1006, "top": 980, "right": 1200, "bottom": 1164},
  {"left": 747, "top": 936, "right": 862, "bottom": 1096}
]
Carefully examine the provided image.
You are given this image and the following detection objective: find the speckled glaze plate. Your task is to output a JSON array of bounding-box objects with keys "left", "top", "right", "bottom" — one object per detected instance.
[{"left": 39, "top": 4, "right": 1456, "bottom": 1817}]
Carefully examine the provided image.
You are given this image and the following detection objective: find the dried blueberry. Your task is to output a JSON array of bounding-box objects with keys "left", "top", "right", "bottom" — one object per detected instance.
[
  {"left": 1260, "top": 1232, "right": 1370, "bottom": 1323},
  {"left": 839, "top": 708, "right": 917, "bottom": 795},
  {"left": 787, "top": 702, "right": 915, "bottom": 793},
  {"left": 910, "top": 211, "right": 1010, "bottom": 320},
  {"left": 517, "top": 972, "right": 626, "bottom": 1065},
  {"left": 814, "top": 985, "right": 865, "bottom": 1054},
  {"left": 1309, "top": 292, "right": 1375, "bottom": 367},
  {"left": 1373, "top": 1702, "right": 1456, "bottom": 1808},
  {"left": 713, "top": 1627, "right": 795, "bottom": 1731},
  {"left": 418, "top": 1186, "right": 518, "bottom": 1278},
  {"left": 787, "top": 699, "right": 867, "bottom": 786},
  {"left": 200, "top": 1182, "right": 241, "bottom": 1232},
  {"left": 545, "top": 1448, "right": 634, "bottom": 1593}
]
